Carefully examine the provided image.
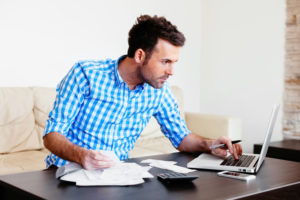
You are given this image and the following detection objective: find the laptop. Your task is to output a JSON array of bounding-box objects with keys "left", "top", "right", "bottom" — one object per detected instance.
[{"left": 187, "top": 104, "right": 280, "bottom": 174}]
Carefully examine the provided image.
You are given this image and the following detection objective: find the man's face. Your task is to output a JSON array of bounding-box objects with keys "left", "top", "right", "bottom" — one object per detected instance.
[{"left": 139, "top": 39, "right": 181, "bottom": 89}]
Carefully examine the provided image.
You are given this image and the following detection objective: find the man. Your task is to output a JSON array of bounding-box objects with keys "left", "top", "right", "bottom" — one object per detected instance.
[{"left": 43, "top": 15, "right": 242, "bottom": 170}]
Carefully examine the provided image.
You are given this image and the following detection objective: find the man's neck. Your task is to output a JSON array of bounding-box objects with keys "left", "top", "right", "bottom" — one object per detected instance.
[{"left": 118, "top": 57, "right": 143, "bottom": 90}]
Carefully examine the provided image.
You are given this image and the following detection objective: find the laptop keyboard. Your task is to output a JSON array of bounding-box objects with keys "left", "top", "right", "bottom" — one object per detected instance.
[{"left": 220, "top": 155, "right": 256, "bottom": 167}]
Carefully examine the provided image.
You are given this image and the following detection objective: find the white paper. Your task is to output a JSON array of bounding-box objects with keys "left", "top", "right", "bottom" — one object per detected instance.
[
  {"left": 58, "top": 161, "right": 153, "bottom": 186},
  {"left": 99, "top": 150, "right": 121, "bottom": 163},
  {"left": 77, "top": 162, "right": 152, "bottom": 186},
  {"left": 77, "top": 177, "right": 145, "bottom": 186},
  {"left": 55, "top": 150, "right": 120, "bottom": 179},
  {"left": 141, "top": 159, "right": 195, "bottom": 173},
  {"left": 83, "top": 169, "right": 104, "bottom": 180},
  {"left": 60, "top": 169, "right": 87, "bottom": 183},
  {"left": 55, "top": 162, "right": 82, "bottom": 179},
  {"left": 141, "top": 159, "right": 177, "bottom": 165}
]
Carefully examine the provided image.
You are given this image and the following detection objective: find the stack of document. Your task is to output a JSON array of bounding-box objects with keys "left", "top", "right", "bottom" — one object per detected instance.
[
  {"left": 56, "top": 151, "right": 153, "bottom": 186},
  {"left": 55, "top": 151, "right": 195, "bottom": 186},
  {"left": 57, "top": 162, "right": 153, "bottom": 186}
]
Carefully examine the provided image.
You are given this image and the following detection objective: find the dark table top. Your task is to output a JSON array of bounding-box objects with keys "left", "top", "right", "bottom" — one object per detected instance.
[
  {"left": 254, "top": 139, "right": 300, "bottom": 162},
  {"left": 255, "top": 139, "right": 300, "bottom": 151},
  {"left": 0, "top": 152, "right": 300, "bottom": 200}
]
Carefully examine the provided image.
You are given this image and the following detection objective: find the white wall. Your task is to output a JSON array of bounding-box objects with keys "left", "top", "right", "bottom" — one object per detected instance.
[
  {"left": 200, "top": 0, "right": 285, "bottom": 152},
  {"left": 0, "top": 0, "right": 286, "bottom": 152},
  {"left": 0, "top": 0, "right": 202, "bottom": 112}
]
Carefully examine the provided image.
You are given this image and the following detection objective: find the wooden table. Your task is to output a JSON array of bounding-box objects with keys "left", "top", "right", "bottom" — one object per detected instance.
[
  {"left": 254, "top": 139, "right": 300, "bottom": 162},
  {"left": 0, "top": 152, "right": 300, "bottom": 200}
]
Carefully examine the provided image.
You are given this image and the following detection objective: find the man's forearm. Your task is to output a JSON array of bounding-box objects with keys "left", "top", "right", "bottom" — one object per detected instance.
[
  {"left": 43, "top": 132, "right": 85, "bottom": 165},
  {"left": 177, "top": 133, "right": 214, "bottom": 153}
]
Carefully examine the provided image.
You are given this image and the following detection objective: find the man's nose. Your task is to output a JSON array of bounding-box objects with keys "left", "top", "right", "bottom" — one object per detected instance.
[{"left": 166, "top": 65, "right": 174, "bottom": 76}]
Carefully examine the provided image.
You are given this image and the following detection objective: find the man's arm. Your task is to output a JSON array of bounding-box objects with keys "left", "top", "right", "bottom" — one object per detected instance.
[
  {"left": 43, "top": 64, "right": 115, "bottom": 170},
  {"left": 43, "top": 132, "right": 115, "bottom": 170},
  {"left": 177, "top": 133, "right": 242, "bottom": 159},
  {"left": 153, "top": 85, "right": 242, "bottom": 159}
]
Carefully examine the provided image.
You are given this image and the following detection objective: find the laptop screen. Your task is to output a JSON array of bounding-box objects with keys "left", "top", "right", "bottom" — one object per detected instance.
[{"left": 255, "top": 104, "right": 280, "bottom": 172}]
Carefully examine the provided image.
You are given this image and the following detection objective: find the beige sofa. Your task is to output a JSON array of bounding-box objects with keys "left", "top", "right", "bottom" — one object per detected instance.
[{"left": 0, "top": 86, "right": 241, "bottom": 175}]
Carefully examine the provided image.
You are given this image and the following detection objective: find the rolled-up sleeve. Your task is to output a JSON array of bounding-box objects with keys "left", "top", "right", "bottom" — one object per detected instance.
[
  {"left": 43, "top": 62, "right": 89, "bottom": 137},
  {"left": 154, "top": 84, "right": 191, "bottom": 148}
]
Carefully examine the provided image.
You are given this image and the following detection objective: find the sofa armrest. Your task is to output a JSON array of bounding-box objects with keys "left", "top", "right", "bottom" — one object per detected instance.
[{"left": 185, "top": 112, "right": 242, "bottom": 140}]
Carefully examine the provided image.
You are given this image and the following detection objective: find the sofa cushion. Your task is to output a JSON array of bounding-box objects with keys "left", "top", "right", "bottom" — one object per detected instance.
[
  {"left": 129, "top": 136, "right": 178, "bottom": 158},
  {"left": 32, "top": 87, "right": 56, "bottom": 129},
  {"left": 0, "top": 149, "right": 49, "bottom": 175},
  {"left": 0, "top": 88, "right": 42, "bottom": 153},
  {"left": 32, "top": 87, "right": 56, "bottom": 147}
]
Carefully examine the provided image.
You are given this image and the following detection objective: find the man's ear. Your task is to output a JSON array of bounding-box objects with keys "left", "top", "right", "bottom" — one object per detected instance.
[{"left": 134, "top": 49, "right": 146, "bottom": 64}]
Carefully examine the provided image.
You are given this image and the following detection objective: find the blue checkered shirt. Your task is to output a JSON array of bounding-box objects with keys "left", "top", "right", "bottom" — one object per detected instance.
[{"left": 43, "top": 55, "right": 191, "bottom": 167}]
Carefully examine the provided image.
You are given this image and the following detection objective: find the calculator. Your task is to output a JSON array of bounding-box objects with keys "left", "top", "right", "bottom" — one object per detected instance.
[{"left": 157, "top": 172, "right": 199, "bottom": 184}]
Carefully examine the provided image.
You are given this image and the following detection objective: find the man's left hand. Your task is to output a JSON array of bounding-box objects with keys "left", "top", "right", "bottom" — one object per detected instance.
[{"left": 211, "top": 136, "right": 242, "bottom": 160}]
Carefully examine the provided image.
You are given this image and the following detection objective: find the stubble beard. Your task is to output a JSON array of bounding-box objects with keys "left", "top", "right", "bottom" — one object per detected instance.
[{"left": 138, "top": 64, "right": 163, "bottom": 89}]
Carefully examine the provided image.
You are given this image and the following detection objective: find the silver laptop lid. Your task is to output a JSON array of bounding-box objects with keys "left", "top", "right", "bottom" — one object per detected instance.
[{"left": 255, "top": 104, "right": 280, "bottom": 172}]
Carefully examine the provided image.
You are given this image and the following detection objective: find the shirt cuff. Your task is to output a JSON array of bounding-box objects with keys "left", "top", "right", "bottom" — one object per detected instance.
[
  {"left": 170, "top": 130, "right": 192, "bottom": 149},
  {"left": 43, "top": 118, "right": 71, "bottom": 138}
]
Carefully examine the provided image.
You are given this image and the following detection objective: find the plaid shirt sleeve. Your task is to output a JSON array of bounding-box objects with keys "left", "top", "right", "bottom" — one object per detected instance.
[
  {"left": 43, "top": 62, "right": 89, "bottom": 137},
  {"left": 154, "top": 84, "right": 191, "bottom": 148}
]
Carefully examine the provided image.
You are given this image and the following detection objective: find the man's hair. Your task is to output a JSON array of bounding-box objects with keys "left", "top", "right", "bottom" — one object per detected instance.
[{"left": 127, "top": 15, "right": 185, "bottom": 60}]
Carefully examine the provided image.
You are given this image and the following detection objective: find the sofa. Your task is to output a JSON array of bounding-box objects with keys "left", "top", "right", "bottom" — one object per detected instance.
[{"left": 0, "top": 86, "right": 242, "bottom": 175}]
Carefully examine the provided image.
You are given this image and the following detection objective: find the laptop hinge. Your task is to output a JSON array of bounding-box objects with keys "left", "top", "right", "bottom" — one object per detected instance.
[{"left": 253, "top": 158, "right": 259, "bottom": 172}]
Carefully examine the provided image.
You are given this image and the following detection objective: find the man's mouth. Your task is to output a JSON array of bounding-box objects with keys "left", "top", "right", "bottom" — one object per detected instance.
[{"left": 160, "top": 76, "right": 169, "bottom": 82}]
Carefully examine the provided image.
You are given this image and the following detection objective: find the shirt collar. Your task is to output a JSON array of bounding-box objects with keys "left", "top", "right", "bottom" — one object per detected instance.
[
  {"left": 114, "top": 55, "right": 146, "bottom": 91},
  {"left": 114, "top": 55, "right": 127, "bottom": 87}
]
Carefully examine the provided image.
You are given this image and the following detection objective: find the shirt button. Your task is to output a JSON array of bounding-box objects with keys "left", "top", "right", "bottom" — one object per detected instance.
[{"left": 117, "top": 141, "right": 122, "bottom": 145}]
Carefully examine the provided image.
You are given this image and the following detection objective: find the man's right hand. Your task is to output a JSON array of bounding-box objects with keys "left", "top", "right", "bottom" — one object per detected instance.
[
  {"left": 43, "top": 132, "right": 116, "bottom": 170},
  {"left": 79, "top": 149, "right": 116, "bottom": 170}
]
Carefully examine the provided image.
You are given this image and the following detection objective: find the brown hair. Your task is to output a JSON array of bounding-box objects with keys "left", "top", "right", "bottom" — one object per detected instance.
[{"left": 127, "top": 15, "right": 185, "bottom": 60}]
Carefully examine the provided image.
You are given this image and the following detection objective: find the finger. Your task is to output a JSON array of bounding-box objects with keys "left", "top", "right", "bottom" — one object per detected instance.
[
  {"left": 84, "top": 162, "right": 114, "bottom": 170},
  {"left": 89, "top": 160, "right": 115, "bottom": 169},
  {"left": 95, "top": 160, "right": 115, "bottom": 168},
  {"left": 213, "top": 148, "right": 227, "bottom": 157},
  {"left": 92, "top": 151, "right": 114, "bottom": 162},
  {"left": 214, "top": 136, "right": 232, "bottom": 154},
  {"left": 233, "top": 143, "right": 241, "bottom": 156},
  {"left": 236, "top": 144, "right": 242, "bottom": 155},
  {"left": 232, "top": 145, "right": 239, "bottom": 160},
  {"left": 223, "top": 138, "right": 233, "bottom": 154}
]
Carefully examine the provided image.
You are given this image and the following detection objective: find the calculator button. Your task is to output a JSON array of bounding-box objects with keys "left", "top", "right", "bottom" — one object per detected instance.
[{"left": 157, "top": 172, "right": 198, "bottom": 184}]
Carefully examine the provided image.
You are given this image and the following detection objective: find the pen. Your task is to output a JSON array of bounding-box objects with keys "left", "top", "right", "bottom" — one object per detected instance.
[{"left": 210, "top": 140, "right": 241, "bottom": 149}]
